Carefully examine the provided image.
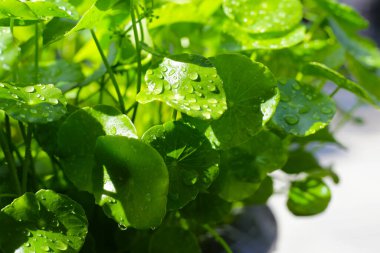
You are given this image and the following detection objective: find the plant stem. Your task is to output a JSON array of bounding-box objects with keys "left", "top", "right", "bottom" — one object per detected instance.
[
  {"left": 329, "top": 87, "right": 341, "bottom": 98},
  {"left": 0, "top": 193, "right": 18, "bottom": 198},
  {"left": 90, "top": 29, "right": 125, "bottom": 113},
  {"left": 0, "top": 128, "right": 22, "bottom": 196},
  {"left": 22, "top": 125, "right": 33, "bottom": 193},
  {"left": 130, "top": 0, "right": 143, "bottom": 122},
  {"left": 34, "top": 23, "right": 39, "bottom": 83},
  {"left": 203, "top": 225, "right": 233, "bottom": 253},
  {"left": 172, "top": 109, "right": 177, "bottom": 120}
]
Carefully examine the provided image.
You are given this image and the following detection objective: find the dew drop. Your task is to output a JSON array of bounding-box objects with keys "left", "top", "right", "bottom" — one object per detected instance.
[
  {"left": 11, "top": 94, "right": 18, "bottom": 99},
  {"left": 108, "top": 199, "right": 117, "bottom": 204},
  {"left": 168, "top": 69, "right": 176, "bottom": 76},
  {"left": 160, "top": 66, "right": 168, "bottom": 72},
  {"left": 0, "top": 83, "right": 4, "bottom": 88},
  {"left": 207, "top": 83, "right": 216, "bottom": 92},
  {"left": 207, "top": 98, "right": 218, "bottom": 104},
  {"left": 110, "top": 127, "right": 117, "bottom": 135},
  {"left": 298, "top": 105, "right": 310, "bottom": 114},
  {"left": 189, "top": 72, "right": 199, "bottom": 81},
  {"left": 118, "top": 223, "right": 128, "bottom": 231},
  {"left": 321, "top": 107, "right": 333, "bottom": 114},
  {"left": 55, "top": 240, "right": 68, "bottom": 251},
  {"left": 48, "top": 98, "right": 59, "bottom": 105},
  {"left": 284, "top": 114, "right": 299, "bottom": 125},
  {"left": 146, "top": 69, "right": 154, "bottom": 75},
  {"left": 41, "top": 245, "right": 50, "bottom": 252},
  {"left": 185, "top": 83, "right": 194, "bottom": 93},
  {"left": 25, "top": 243, "right": 31, "bottom": 247},
  {"left": 182, "top": 170, "right": 198, "bottom": 186},
  {"left": 25, "top": 86, "right": 35, "bottom": 93},
  {"left": 190, "top": 104, "right": 201, "bottom": 111},
  {"left": 153, "top": 80, "right": 164, "bottom": 95},
  {"left": 280, "top": 94, "right": 290, "bottom": 102},
  {"left": 202, "top": 112, "right": 211, "bottom": 120}
]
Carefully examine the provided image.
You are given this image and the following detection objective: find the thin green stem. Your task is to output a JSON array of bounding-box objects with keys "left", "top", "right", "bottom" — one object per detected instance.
[
  {"left": 172, "top": 109, "right": 177, "bottom": 121},
  {"left": 5, "top": 115, "right": 12, "bottom": 148},
  {"left": 203, "top": 225, "right": 233, "bottom": 253},
  {"left": 10, "top": 18, "right": 14, "bottom": 35},
  {"left": 34, "top": 23, "right": 39, "bottom": 83},
  {"left": 0, "top": 128, "right": 22, "bottom": 196},
  {"left": 329, "top": 87, "right": 341, "bottom": 98},
  {"left": 90, "top": 29, "right": 125, "bottom": 113},
  {"left": 0, "top": 193, "right": 18, "bottom": 198},
  {"left": 130, "top": 0, "right": 143, "bottom": 122},
  {"left": 18, "top": 121, "right": 26, "bottom": 141},
  {"left": 21, "top": 125, "right": 33, "bottom": 193}
]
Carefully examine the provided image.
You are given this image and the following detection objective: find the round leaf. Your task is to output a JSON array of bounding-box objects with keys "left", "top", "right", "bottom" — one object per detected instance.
[
  {"left": 57, "top": 105, "right": 137, "bottom": 192},
  {"left": 142, "top": 121, "right": 219, "bottom": 210},
  {"left": 214, "top": 131, "right": 287, "bottom": 202},
  {"left": 95, "top": 136, "right": 169, "bottom": 229},
  {"left": 0, "top": 189, "right": 88, "bottom": 253},
  {"left": 149, "top": 227, "right": 201, "bottom": 253},
  {"left": 209, "top": 54, "right": 278, "bottom": 149},
  {"left": 137, "top": 54, "right": 227, "bottom": 120},
  {"left": 0, "top": 83, "right": 67, "bottom": 124},
  {"left": 287, "top": 178, "right": 331, "bottom": 216},
  {"left": 271, "top": 79, "right": 336, "bottom": 136},
  {"left": 223, "top": 0, "right": 303, "bottom": 34}
]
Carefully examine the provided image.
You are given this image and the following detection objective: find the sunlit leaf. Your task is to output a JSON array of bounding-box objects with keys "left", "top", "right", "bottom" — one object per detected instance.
[
  {"left": 0, "top": 190, "right": 87, "bottom": 253},
  {"left": 270, "top": 79, "right": 336, "bottom": 136},
  {"left": 0, "top": 83, "right": 67, "bottom": 124}
]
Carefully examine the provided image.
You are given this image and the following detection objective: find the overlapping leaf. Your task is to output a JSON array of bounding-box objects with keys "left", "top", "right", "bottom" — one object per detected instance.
[
  {"left": 0, "top": 190, "right": 87, "bottom": 253},
  {"left": 142, "top": 121, "right": 219, "bottom": 210},
  {"left": 0, "top": 83, "right": 67, "bottom": 124},
  {"left": 95, "top": 136, "right": 169, "bottom": 229},
  {"left": 271, "top": 79, "right": 336, "bottom": 136},
  {"left": 137, "top": 54, "right": 227, "bottom": 120}
]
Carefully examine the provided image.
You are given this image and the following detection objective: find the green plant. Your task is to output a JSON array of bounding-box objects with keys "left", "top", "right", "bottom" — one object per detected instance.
[{"left": 0, "top": 0, "right": 379, "bottom": 252}]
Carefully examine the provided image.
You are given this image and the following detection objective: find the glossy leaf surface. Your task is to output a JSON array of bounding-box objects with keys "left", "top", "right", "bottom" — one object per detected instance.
[
  {"left": 137, "top": 54, "right": 227, "bottom": 120},
  {"left": 57, "top": 105, "right": 137, "bottom": 192},
  {"left": 142, "top": 121, "right": 219, "bottom": 210},
  {"left": 0, "top": 83, "right": 67, "bottom": 124},
  {"left": 271, "top": 80, "right": 336, "bottom": 136},
  {"left": 287, "top": 178, "right": 331, "bottom": 216},
  {"left": 223, "top": 0, "right": 303, "bottom": 34},
  {"left": 0, "top": 190, "right": 87, "bottom": 253},
  {"left": 95, "top": 136, "right": 169, "bottom": 229},
  {"left": 210, "top": 54, "right": 278, "bottom": 148}
]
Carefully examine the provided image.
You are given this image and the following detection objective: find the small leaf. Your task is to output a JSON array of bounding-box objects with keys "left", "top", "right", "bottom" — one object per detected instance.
[
  {"left": 315, "top": 0, "right": 368, "bottom": 29},
  {"left": 271, "top": 79, "right": 336, "bottom": 136},
  {"left": 223, "top": 0, "right": 303, "bottom": 34},
  {"left": 214, "top": 131, "right": 287, "bottom": 202},
  {"left": 149, "top": 227, "right": 201, "bottom": 253},
  {"left": 43, "top": 17, "right": 76, "bottom": 45},
  {"left": 149, "top": 0, "right": 222, "bottom": 28},
  {"left": 137, "top": 54, "right": 227, "bottom": 120},
  {"left": 209, "top": 54, "right": 278, "bottom": 148},
  {"left": 142, "top": 121, "right": 219, "bottom": 210},
  {"left": 57, "top": 105, "right": 137, "bottom": 192},
  {"left": 0, "top": 83, "right": 67, "bottom": 124},
  {"left": 302, "top": 62, "right": 377, "bottom": 106},
  {"left": 95, "top": 136, "right": 169, "bottom": 229},
  {"left": 287, "top": 178, "right": 331, "bottom": 216},
  {"left": 282, "top": 149, "right": 320, "bottom": 174},
  {"left": 0, "top": 189, "right": 88, "bottom": 253}
]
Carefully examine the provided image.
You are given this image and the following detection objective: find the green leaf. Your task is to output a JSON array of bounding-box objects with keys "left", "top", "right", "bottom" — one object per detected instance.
[
  {"left": 181, "top": 193, "right": 232, "bottom": 224},
  {"left": 282, "top": 149, "right": 320, "bottom": 174},
  {"left": 142, "top": 121, "right": 219, "bottom": 210},
  {"left": 149, "top": 227, "right": 201, "bottom": 253},
  {"left": 329, "top": 18, "right": 380, "bottom": 69},
  {"left": 244, "top": 176, "right": 274, "bottom": 205},
  {"left": 0, "top": 28, "right": 19, "bottom": 79},
  {"left": 315, "top": 0, "right": 368, "bottom": 29},
  {"left": 43, "top": 18, "right": 77, "bottom": 45},
  {"left": 0, "top": 189, "right": 87, "bottom": 253},
  {"left": 209, "top": 54, "right": 278, "bottom": 149},
  {"left": 270, "top": 79, "right": 336, "bottom": 136},
  {"left": 302, "top": 62, "right": 377, "bottom": 106},
  {"left": 137, "top": 54, "right": 227, "bottom": 120},
  {"left": 214, "top": 131, "right": 287, "bottom": 202},
  {"left": 287, "top": 178, "right": 331, "bottom": 216},
  {"left": 223, "top": 23, "right": 306, "bottom": 50},
  {"left": 149, "top": 0, "right": 222, "bottom": 28},
  {"left": 0, "top": 0, "right": 37, "bottom": 20},
  {"left": 57, "top": 105, "right": 137, "bottom": 193},
  {"left": 65, "top": 0, "right": 119, "bottom": 37},
  {"left": 223, "top": 0, "right": 303, "bottom": 34},
  {"left": 0, "top": 83, "right": 67, "bottom": 124},
  {"left": 25, "top": 0, "right": 79, "bottom": 20},
  {"left": 95, "top": 136, "right": 169, "bottom": 229}
]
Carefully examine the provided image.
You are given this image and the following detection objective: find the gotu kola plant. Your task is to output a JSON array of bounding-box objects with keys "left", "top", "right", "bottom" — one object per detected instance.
[{"left": 0, "top": 0, "right": 379, "bottom": 252}]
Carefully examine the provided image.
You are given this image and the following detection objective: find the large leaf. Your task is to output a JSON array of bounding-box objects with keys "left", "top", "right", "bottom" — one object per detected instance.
[
  {"left": 142, "top": 121, "right": 219, "bottom": 210},
  {"left": 214, "top": 131, "right": 287, "bottom": 202},
  {"left": 137, "top": 54, "right": 227, "bottom": 120},
  {"left": 287, "top": 178, "right": 331, "bottom": 216},
  {"left": 223, "top": 23, "right": 306, "bottom": 50},
  {"left": 0, "top": 0, "right": 37, "bottom": 20},
  {"left": 315, "top": 0, "right": 368, "bottom": 29},
  {"left": 0, "top": 28, "right": 19, "bottom": 79},
  {"left": 302, "top": 62, "right": 377, "bottom": 106},
  {"left": 223, "top": 0, "right": 303, "bottom": 34},
  {"left": 270, "top": 79, "right": 336, "bottom": 136},
  {"left": 0, "top": 190, "right": 87, "bottom": 253},
  {"left": 0, "top": 83, "right": 67, "bottom": 124},
  {"left": 95, "top": 136, "right": 169, "bottom": 229},
  {"left": 209, "top": 54, "right": 278, "bottom": 149},
  {"left": 57, "top": 105, "right": 137, "bottom": 193},
  {"left": 149, "top": 0, "right": 222, "bottom": 28},
  {"left": 149, "top": 227, "right": 201, "bottom": 253}
]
